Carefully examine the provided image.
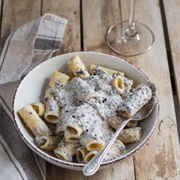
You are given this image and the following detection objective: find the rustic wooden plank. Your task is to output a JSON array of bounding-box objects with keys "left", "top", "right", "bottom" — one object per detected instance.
[
  {"left": 46, "top": 164, "right": 84, "bottom": 180},
  {"left": 42, "top": 0, "right": 81, "bottom": 55},
  {"left": 83, "top": 0, "right": 135, "bottom": 179},
  {"left": 163, "top": 0, "right": 180, "bottom": 100},
  {"left": 1, "top": 0, "right": 41, "bottom": 37},
  {"left": 83, "top": 0, "right": 122, "bottom": 56},
  {"left": 1, "top": 1, "right": 178, "bottom": 180},
  {"left": 89, "top": 157, "right": 135, "bottom": 180},
  {"left": 163, "top": 0, "right": 180, "bottom": 137},
  {"left": 83, "top": 0, "right": 180, "bottom": 179},
  {"left": 42, "top": 0, "right": 82, "bottom": 179},
  {"left": 119, "top": 0, "right": 180, "bottom": 179}
]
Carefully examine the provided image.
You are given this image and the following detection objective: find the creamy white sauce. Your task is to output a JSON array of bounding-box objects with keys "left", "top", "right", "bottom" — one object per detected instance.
[
  {"left": 53, "top": 69, "right": 122, "bottom": 143},
  {"left": 119, "top": 84, "right": 152, "bottom": 117},
  {"left": 51, "top": 68, "right": 152, "bottom": 153}
]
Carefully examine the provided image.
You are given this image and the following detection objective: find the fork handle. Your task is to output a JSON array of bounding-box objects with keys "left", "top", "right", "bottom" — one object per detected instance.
[{"left": 83, "top": 118, "right": 131, "bottom": 176}]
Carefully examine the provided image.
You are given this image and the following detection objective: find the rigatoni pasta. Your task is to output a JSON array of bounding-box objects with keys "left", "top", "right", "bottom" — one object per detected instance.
[
  {"left": 31, "top": 103, "right": 45, "bottom": 117},
  {"left": 34, "top": 135, "right": 60, "bottom": 151},
  {"left": 64, "top": 131, "right": 81, "bottom": 142},
  {"left": 84, "top": 138, "right": 104, "bottom": 152},
  {"left": 104, "top": 140, "right": 126, "bottom": 161},
  {"left": 44, "top": 97, "right": 60, "bottom": 123},
  {"left": 54, "top": 140, "right": 80, "bottom": 162},
  {"left": 117, "top": 127, "right": 142, "bottom": 144},
  {"left": 18, "top": 104, "right": 52, "bottom": 136},
  {"left": 108, "top": 115, "right": 124, "bottom": 130},
  {"left": 118, "top": 84, "right": 152, "bottom": 118},
  {"left": 111, "top": 76, "right": 133, "bottom": 97},
  {"left": 44, "top": 70, "right": 70, "bottom": 123},
  {"left": 68, "top": 55, "right": 90, "bottom": 78},
  {"left": 65, "top": 123, "right": 83, "bottom": 136},
  {"left": 84, "top": 151, "right": 98, "bottom": 163},
  {"left": 76, "top": 147, "right": 89, "bottom": 163},
  {"left": 90, "top": 64, "right": 124, "bottom": 77},
  {"left": 18, "top": 55, "right": 153, "bottom": 164}
]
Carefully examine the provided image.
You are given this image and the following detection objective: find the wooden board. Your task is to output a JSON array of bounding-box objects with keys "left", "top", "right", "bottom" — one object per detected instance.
[
  {"left": 0, "top": 0, "right": 179, "bottom": 179},
  {"left": 82, "top": 0, "right": 121, "bottom": 55},
  {"left": 1, "top": 0, "right": 41, "bottom": 37},
  {"left": 163, "top": 0, "right": 180, "bottom": 137},
  {"left": 163, "top": 0, "right": 180, "bottom": 100},
  {"left": 83, "top": 0, "right": 180, "bottom": 179},
  {"left": 120, "top": 0, "right": 180, "bottom": 179},
  {"left": 42, "top": 0, "right": 81, "bottom": 54}
]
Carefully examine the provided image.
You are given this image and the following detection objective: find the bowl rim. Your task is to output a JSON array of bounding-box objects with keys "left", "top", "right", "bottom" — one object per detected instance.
[{"left": 12, "top": 51, "right": 160, "bottom": 169}]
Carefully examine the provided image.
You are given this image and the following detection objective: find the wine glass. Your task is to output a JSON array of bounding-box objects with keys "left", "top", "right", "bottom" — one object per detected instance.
[{"left": 106, "top": 0, "right": 155, "bottom": 56}]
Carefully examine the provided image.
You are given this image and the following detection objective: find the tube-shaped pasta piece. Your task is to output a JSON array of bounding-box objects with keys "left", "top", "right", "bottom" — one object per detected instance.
[
  {"left": 109, "top": 115, "right": 138, "bottom": 129},
  {"left": 84, "top": 151, "right": 98, "bottom": 163},
  {"left": 44, "top": 70, "right": 70, "bottom": 123},
  {"left": 18, "top": 104, "right": 52, "bottom": 136},
  {"left": 90, "top": 64, "right": 124, "bottom": 76},
  {"left": 117, "top": 127, "right": 142, "bottom": 144},
  {"left": 119, "top": 84, "right": 152, "bottom": 118},
  {"left": 104, "top": 140, "right": 126, "bottom": 161},
  {"left": 64, "top": 132, "right": 80, "bottom": 142},
  {"left": 47, "top": 70, "right": 70, "bottom": 89},
  {"left": 80, "top": 131, "right": 105, "bottom": 151},
  {"left": 126, "top": 120, "right": 138, "bottom": 128},
  {"left": 108, "top": 115, "right": 123, "bottom": 130},
  {"left": 112, "top": 76, "right": 133, "bottom": 97},
  {"left": 68, "top": 56, "right": 90, "bottom": 78},
  {"left": 44, "top": 97, "right": 60, "bottom": 123},
  {"left": 65, "top": 123, "right": 83, "bottom": 136},
  {"left": 54, "top": 140, "right": 80, "bottom": 162},
  {"left": 76, "top": 147, "right": 89, "bottom": 163},
  {"left": 31, "top": 103, "right": 45, "bottom": 117},
  {"left": 112, "top": 76, "right": 125, "bottom": 95},
  {"left": 34, "top": 135, "right": 60, "bottom": 151},
  {"left": 84, "top": 139, "right": 104, "bottom": 151}
]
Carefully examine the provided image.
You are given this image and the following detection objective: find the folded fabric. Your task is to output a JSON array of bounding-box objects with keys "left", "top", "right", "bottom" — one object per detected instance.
[{"left": 0, "top": 13, "right": 68, "bottom": 180}]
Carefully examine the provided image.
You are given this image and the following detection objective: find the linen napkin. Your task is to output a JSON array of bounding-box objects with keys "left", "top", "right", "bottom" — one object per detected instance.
[{"left": 0, "top": 13, "right": 67, "bottom": 180}]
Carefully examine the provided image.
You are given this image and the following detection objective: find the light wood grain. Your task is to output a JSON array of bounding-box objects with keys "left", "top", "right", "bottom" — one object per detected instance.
[
  {"left": 89, "top": 157, "right": 135, "bottom": 180},
  {"left": 0, "top": 0, "right": 179, "bottom": 179},
  {"left": 163, "top": 0, "right": 180, "bottom": 137},
  {"left": 83, "top": 0, "right": 121, "bottom": 56},
  {"left": 42, "top": 0, "right": 81, "bottom": 54},
  {"left": 46, "top": 163, "right": 84, "bottom": 180},
  {"left": 1, "top": 0, "right": 41, "bottom": 37},
  {"left": 120, "top": 0, "right": 180, "bottom": 179},
  {"left": 82, "top": 0, "right": 135, "bottom": 179},
  {"left": 83, "top": 0, "right": 180, "bottom": 179},
  {"left": 163, "top": 0, "right": 180, "bottom": 100}
]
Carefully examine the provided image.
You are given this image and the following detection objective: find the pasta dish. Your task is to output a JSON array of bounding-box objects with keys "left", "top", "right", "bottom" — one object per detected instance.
[{"left": 18, "top": 55, "right": 152, "bottom": 163}]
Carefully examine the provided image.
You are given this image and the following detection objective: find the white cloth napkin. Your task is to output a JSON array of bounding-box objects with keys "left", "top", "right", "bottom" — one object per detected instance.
[{"left": 0, "top": 13, "right": 67, "bottom": 180}]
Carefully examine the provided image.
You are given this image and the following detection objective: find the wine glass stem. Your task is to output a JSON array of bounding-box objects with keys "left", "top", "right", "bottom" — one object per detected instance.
[
  {"left": 129, "top": 0, "right": 135, "bottom": 28},
  {"left": 126, "top": 0, "right": 137, "bottom": 37}
]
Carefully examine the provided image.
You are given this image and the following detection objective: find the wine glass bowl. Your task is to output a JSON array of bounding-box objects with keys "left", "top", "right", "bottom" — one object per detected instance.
[{"left": 106, "top": 0, "right": 155, "bottom": 56}]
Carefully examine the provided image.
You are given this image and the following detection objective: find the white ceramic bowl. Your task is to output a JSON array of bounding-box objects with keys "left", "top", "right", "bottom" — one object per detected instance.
[{"left": 13, "top": 52, "right": 159, "bottom": 170}]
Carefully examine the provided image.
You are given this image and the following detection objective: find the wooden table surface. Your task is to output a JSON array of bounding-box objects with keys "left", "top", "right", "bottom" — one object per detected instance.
[{"left": 0, "top": 0, "right": 179, "bottom": 179}]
